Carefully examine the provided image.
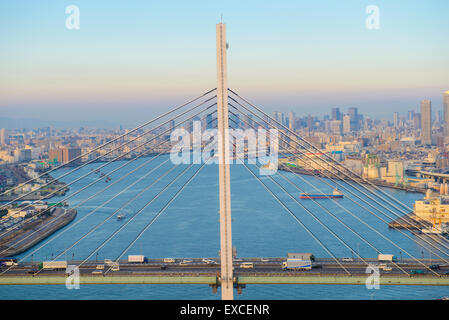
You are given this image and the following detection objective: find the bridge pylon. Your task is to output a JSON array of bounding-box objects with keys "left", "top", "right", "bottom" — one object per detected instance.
[{"left": 216, "top": 22, "right": 234, "bottom": 300}]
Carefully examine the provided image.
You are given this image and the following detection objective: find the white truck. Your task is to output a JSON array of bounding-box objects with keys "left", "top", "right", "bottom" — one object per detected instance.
[
  {"left": 128, "top": 255, "right": 147, "bottom": 263},
  {"left": 40, "top": 261, "right": 67, "bottom": 270},
  {"left": 377, "top": 254, "right": 397, "bottom": 262},
  {"left": 282, "top": 253, "right": 313, "bottom": 270}
]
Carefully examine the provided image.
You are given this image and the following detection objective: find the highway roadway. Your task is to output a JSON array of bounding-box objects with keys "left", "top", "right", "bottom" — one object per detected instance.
[{"left": 2, "top": 257, "right": 449, "bottom": 278}]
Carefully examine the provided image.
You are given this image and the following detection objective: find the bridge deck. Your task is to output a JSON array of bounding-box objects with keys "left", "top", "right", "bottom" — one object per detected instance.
[{"left": 1, "top": 274, "right": 449, "bottom": 286}]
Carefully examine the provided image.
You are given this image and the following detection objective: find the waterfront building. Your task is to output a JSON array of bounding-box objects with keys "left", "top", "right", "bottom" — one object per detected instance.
[
  {"left": 414, "top": 196, "right": 449, "bottom": 223},
  {"left": 49, "top": 147, "right": 81, "bottom": 164}
]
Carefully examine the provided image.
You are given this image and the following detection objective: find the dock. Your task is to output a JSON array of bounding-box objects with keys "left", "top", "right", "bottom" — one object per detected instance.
[{"left": 388, "top": 213, "right": 431, "bottom": 230}]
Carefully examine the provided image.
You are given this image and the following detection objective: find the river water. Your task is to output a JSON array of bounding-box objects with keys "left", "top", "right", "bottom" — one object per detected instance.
[{"left": 2, "top": 155, "right": 449, "bottom": 299}]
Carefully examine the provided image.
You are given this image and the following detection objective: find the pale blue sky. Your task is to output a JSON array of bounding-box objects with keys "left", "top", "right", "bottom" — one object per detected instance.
[{"left": 1, "top": 0, "right": 448, "bottom": 125}]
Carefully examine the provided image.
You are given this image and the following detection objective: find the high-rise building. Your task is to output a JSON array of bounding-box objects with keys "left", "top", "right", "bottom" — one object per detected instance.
[
  {"left": 421, "top": 99, "right": 432, "bottom": 145},
  {"left": 306, "top": 115, "right": 313, "bottom": 130},
  {"left": 288, "top": 112, "right": 295, "bottom": 130},
  {"left": 49, "top": 146, "right": 81, "bottom": 165},
  {"left": 13, "top": 148, "right": 31, "bottom": 163},
  {"left": 348, "top": 107, "right": 359, "bottom": 131},
  {"left": 444, "top": 91, "right": 449, "bottom": 136},
  {"left": 393, "top": 112, "right": 399, "bottom": 128},
  {"left": 343, "top": 115, "right": 351, "bottom": 133},
  {"left": 414, "top": 113, "right": 421, "bottom": 130},
  {"left": 435, "top": 111, "right": 441, "bottom": 124},
  {"left": 0, "top": 128, "right": 6, "bottom": 145},
  {"left": 408, "top": 110, "right": 414, "bottom": 121},
  {"left": 331, "top": 108, "right": 341, "bottom": 121},
  {"left": 330, "top": 120, "right": 341, "bottom": 135}
]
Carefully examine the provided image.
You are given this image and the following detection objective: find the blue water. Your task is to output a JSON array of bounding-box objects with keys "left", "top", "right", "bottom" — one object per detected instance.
[{"left": 2, "top": 155, "right": 449, "bottom": 299}]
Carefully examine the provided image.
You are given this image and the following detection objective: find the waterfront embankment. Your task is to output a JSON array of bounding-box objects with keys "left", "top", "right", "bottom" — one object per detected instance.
[{"left": 0, "top": 207, "right": 77, "bottom": 258}]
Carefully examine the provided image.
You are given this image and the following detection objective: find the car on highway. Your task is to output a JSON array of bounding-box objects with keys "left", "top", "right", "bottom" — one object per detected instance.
[
  {"left": 260, "top": 258, "right": 269, "bottom": 262},
  {"left": 202, "top": 258, "right": 215, "bottom": 264},
  {"left": 111, "top": 263, "right": 120, "bottom": 271},
  {"left": 96, "top": 264, "right": 104, "bottom": 270},
  {"left": 180, "top": 260, "right": 193, "bottom": 265},
  {"left": 163, "top": 258, "right": 175, "bottom": 263},
  {"left": 104, "top": 259, "right": 113, "bottom": 266},
  {"left": 342, "top": 258, "right": 354, "bottom": 262},
  {"left": 430, "top": 264, "right": 440, "bottom": 270}
]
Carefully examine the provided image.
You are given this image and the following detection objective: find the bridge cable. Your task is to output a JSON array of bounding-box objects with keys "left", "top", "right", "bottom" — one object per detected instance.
[
  {"left": 0, "top": 101, "right": 217, "bottom": 240},
  {"left": 0, "top": 94, "right": 216, "bottom": 211},
  {"left": 227, "top": 95, "right": 449, "bottom": 255},
  {"left": 229, "top": 104, "right": 449, "bottom": 269},
  {"left": 229, "top": 102, "right": 449, "bottom": 259},
  {"left": 0, "top": 114, "right": 218, "bottom": 275},
  {"left": 0, "top": 88, "right": 216, "bottom": 199},
  {"left": 104, "top": 159, "right": 211, "bottom": 275},
  {"left": 227, "top": 112, "right": 412, "bottom": 270},
  {"left": 74, "top": 162, "right": 199, "bottom": 270},
  {"left": 228, "top": 89, "right": 449, "bottom": 249},
  {"left": 228, "top": 112, "right": 423, "bottom": 276},
  {"left": 234, "top": 153, "right": 352, "bottom": 275},
  {"left": 30, "top": 161, "right": 184, "bottom": 277}
]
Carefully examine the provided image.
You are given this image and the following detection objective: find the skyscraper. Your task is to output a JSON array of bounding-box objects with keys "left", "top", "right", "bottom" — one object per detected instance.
[
  {"left": 444, "top": 91, "right": 449, "bottom": 137},
  {"left": 0, "top": 128, "right": 6, "bottom": 145},
  {"left": 343, "top": 115, "right": 351, "bottom": 133},
  {"left": 331, "top": 108, "right": 341, "bottom": 121},
  {"left": 393, "top": 112, "right": 399, "bottom": 128},
  {"left": 348, "top": 107, "right": 359, "bottom": 131},
  {"left": 414, "top": 113, "right": 421, "bottom": 130},
  {"left": 288, "top": 112, "right": 295, "bottom": 130},
  {"left": 421, "top": 99, "right": 432, "bottom": 145}
]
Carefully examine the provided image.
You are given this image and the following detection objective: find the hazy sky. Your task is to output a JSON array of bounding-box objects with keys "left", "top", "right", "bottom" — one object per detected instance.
[{"left": 1, "top": 1, "right": 448, "bottom": 126}]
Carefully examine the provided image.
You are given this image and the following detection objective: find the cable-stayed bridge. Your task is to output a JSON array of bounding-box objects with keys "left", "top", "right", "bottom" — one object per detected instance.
[{"left": 1, "top": 24, "right": 449, "bottom": 300}]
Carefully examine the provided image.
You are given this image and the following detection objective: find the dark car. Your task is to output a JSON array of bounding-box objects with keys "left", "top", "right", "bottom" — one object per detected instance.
[
  {"left": 430, "top": 264, "right": 440, "bottom": 270},
  {"left": 160, "top": 265, "right": 167, "bottom": 270}
]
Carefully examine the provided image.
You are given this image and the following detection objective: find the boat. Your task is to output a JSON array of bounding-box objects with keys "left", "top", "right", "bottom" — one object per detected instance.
[
  {"left": 259, "top": 161, "right": 277, "bottom": 175},
  {"left": 300, "top": 188, "right": 343, "bottom": 199},
  {"left": 117, "top": 214, "right": 125, "bottom": 221}
]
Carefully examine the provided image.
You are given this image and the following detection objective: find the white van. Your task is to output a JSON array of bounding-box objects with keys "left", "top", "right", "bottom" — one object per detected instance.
[{"left": 240, "top": 262, "right": 254, "bottom": 269}]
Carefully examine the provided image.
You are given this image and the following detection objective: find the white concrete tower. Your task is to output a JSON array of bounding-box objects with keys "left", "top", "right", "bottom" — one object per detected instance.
[{"left": 216, "top": 22, "right": 234, "bottom": 300}]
